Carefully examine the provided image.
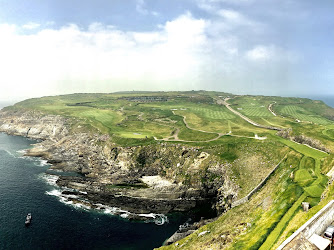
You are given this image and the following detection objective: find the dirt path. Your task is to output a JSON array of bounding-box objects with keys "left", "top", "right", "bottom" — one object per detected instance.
[
  {"left": 155, "top": 111, "right": 225, "bottom": 142},
  {"left": 176, "top": 111, "right": 223, "bottom": 136},
  {"left": 155, "top": 129, "right": 224, "bottom": 143},
  {"left": 261, "top": 118, "right": 283, "bottom": 129},
  {"left": 218, "top": 98, "right": 282, "bottom": 131},
  {"left": 154, "top": 110, "right": 266, "bottom": 143},
  {"left": 229, "top": 134, "right": 267, "bottom": 140},
  {"left": 268, "top": 102, "right": 277, "bottom": 116}
]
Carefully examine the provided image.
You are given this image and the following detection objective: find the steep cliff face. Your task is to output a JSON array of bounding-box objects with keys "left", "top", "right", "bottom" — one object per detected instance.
[
  {"left": 0, "top": 109, "right": 238, "bottom": 215},
  {"left": 0, "top": 110, "right": 69, "bottom": 139}
]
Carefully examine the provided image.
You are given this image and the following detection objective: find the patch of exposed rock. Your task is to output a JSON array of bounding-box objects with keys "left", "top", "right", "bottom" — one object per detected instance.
[{"left": 163, "top": 218, "right": 216, "bottom": 245}]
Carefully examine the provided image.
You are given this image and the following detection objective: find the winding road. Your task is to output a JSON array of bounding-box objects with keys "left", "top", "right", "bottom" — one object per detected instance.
[
  {"left": 217, "top": 98, "right": 282, "bottom": 131},
  {"left": 268, "top": 102, "right": 277, "bottom": 116},
  {"left": 154, "top": 109, "right": 267, "bottom": 143},
  {"left": 155, "top": 111, "right": 225, "bottom": 142}
]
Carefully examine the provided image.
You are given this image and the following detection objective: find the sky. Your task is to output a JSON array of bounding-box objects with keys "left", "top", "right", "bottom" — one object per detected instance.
[{"left": 0, "top": 0, "right": 333, "bottom": 102}]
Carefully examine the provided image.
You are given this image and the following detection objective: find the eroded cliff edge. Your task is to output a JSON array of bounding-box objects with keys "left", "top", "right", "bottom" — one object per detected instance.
[{"left": 0, "top": 109, "right": 239, "bottom": 217}]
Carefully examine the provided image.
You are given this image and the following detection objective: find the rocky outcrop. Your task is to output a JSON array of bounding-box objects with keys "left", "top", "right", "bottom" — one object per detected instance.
[
  {"left": 0, "top": 109, "right": 239, "bottom": 215},
  {"left": 277, "top": 128, "right": 330, "bottom": 153},
  {"left": 163, "top": 218, "right": 216, "bottom": 245},
  {"left": 0, "top": 109, "right": 69, "bottom": 140}
]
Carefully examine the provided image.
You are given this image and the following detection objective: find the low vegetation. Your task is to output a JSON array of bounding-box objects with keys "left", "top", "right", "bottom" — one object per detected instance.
[{"left": 3, "top": 91, "right": 334, "bottom": 249}]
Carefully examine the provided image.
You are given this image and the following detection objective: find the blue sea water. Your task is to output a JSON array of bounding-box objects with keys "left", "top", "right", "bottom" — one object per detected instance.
[
  {"left": 306, "top": 95, "right": 334, "bottom": 108},
  {"left": 0, "top": 133, "right": 184, "bottom": 250}
]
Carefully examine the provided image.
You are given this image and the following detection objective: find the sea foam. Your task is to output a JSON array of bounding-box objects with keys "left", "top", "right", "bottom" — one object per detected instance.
[
  {"left": 40, "top": 173, "right": 59, "bottom": 186},
  {"left": 42, "top": 174, "right": 169, "bottom": 225}
]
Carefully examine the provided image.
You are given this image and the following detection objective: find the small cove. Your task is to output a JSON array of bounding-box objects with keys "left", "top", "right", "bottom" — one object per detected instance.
[{"left": 0, "top": 133, "right": 187, "bottom": 250}]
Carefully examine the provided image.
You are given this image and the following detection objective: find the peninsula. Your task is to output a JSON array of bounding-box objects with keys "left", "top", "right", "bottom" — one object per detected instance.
[{"left": 1, "top": 91, "right": 334, "bottom": 249}]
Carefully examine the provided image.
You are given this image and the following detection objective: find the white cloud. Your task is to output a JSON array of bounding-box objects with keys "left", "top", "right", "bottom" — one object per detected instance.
[
  {"left": 197, "top": 0, "right": 254, "bottom": 13},
  {"left": 197, "top": 0, "right": 254, "bottom": 9},
  {"left": 0, "top": 11, "right": 297, "bottom": 101},
  {"left": 245, "top": 45, "right": 297, "bottom": 63},
  {"left": 0, "top": 14, "right": 211, "bottom": 100},
  {"left": 136, "top": 0, "right": 147, "bottom": 15},
  {"left": 246, "top": 45, "right": 273, "bottom": 61},
  {"left": 217, "top": 9, "right": 251, "bottom": 25},
  {"left": 196, "top": 1, "right": 262, "bottom": 33},
  {"left": 22, "top": 22, "right": 41, "bottom": 30},
  {"left": 136, "top": 0, "right": 159, "bottom": 16}
]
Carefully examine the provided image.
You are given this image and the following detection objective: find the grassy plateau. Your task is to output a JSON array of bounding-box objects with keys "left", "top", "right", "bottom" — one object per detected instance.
[{"left": 3, "top": 91, "right": 334, "bottom": 249}]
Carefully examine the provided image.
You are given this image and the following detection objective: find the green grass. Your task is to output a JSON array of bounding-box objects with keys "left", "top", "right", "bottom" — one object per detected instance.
[
  {"left": 228, "top": 96, "right": 273, "bottom": 117},
  {"left": 323, "top": 128, "right": 334, "bottom": 139},
  {"left": 294, "top": 169, "right": 314, "bottom": 186},
  {"left": 190, "top": 106, "right": 235, "bottom": 120},
  {"left": 304, "top": 184, "right": 324, "bottom": 197},
  {"left": 219, "top": 151, "right": 238, "bottom": 162},
  {"left": 240, "top": 106, "right": 272, "bottom": 117},
  {"left": 5, "top": 91, "right": 334, "bottom": 250},
  {"left": 273, "top": 135, "right": 328, "bottom": 159},
  {"left": 177, "top": 127, "right": 219, "bottom": 141},
  {"left": 303, "top": 157, "right": 315, "bottom": 170},
  {"left": 259, "top": 193, "right": 307, "bottom": 250},
  {"left": 175, "top": 111, "right": 230, "bottom": 134},
  {"left": 117, "top": 132, "right": 148, "bottom": 138},
  {"left": 257, "top": 149, "right": 327, "bottom": 249},
  {"left": 279, "top": 105, "right": 331, "bottom": 125},
  {"left": 114, "top": 120, "right": 174, "bottom": 139}
]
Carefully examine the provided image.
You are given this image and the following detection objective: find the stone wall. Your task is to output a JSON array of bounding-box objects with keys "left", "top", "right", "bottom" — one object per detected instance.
[
  {"left": 303, "top": 200, "right": 334, "bottom": 238},
  {"left": 231, "top": 156, "right": 286, "bottom": 208},
  {"left": 278, "top": 200, "right": 334, "bottom": 249}
]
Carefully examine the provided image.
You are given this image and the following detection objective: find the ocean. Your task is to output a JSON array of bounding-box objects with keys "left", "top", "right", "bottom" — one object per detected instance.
[
  {"left": 308, "top": 95, "right": 334, "bottom": 108},
  {"left": 302, "top": 95, "right": 334, "bottom": 108},
  {"left": 0, "top": 133, "right": 185, "bottom": 250}
]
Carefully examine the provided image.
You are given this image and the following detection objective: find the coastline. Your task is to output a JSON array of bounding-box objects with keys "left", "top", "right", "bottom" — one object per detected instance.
[
  {"left": 0, "top": 109, "right": 237, "bottom": 223},
  {"left": 0, "top": 133, "right": 188, "bottom": 249},
  {"left": 304, "top": 95, "right": 334, "bottom": 108}
]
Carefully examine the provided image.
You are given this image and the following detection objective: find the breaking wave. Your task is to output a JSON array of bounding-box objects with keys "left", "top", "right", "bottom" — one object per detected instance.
[
  {"left": 16, "top": 149, "right": 27, "bottom": 154},
  {"left": 44, "top": 186, "right": 169, "bottom": 225},
  {"left": 16, "top": 150, "right": 50, "bottom": 167},
  {"left": 41, "top": 173, "right": 169, "bottom": 225},
  {"left": 39, "top": 173, "right": 59, "bottom": 186},
  {"left": 36, "top": 159, "right": 50, "bottom": 167}
]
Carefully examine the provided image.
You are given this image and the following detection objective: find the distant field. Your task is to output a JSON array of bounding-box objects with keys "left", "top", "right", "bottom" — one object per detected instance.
[
  {"left": 191, "top": 106, "right": 235, "bottom": 120},
  {"left": 227, "top": 96, "right": 292, "bottom": 130},
  {"left": 229, "top": 96, "right": 273, "bottom": 117},
  {"left": 240, "top": 106, "right": 272, "bottom": 117},
  {"left": 279, "top": 105, "right": 331, "bottom": 125}
]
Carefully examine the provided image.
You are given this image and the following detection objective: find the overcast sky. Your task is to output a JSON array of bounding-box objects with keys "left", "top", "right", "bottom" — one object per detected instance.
[{"left": 0, "top": 0, "right": 333, "bottom": 102}]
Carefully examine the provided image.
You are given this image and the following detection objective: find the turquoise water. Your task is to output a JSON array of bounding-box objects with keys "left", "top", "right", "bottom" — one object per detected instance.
[{"left": 0, "top": 133, "right": 184, "bottom": 250}]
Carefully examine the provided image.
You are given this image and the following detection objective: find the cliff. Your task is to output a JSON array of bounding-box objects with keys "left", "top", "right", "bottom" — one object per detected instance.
[{"left": 0, "top": 109, "right": 238, "bottom": 216}]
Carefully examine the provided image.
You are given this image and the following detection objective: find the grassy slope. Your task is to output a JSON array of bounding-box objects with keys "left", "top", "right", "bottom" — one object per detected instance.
[
  {"left": 159, "top": 144, "right": 330, "bottom": 250},
  {"left": 156, "top": 93, "right": 334, "bottom": 249},
  {"left": 3, "top": 91, "right": 334, "bottom": 249}
]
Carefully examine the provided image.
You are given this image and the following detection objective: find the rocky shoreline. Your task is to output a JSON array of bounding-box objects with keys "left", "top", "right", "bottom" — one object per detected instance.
[{"left": 0, "top": 109, "right": 239, "bottom": 218}]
